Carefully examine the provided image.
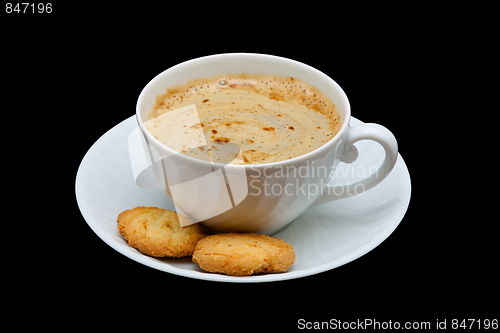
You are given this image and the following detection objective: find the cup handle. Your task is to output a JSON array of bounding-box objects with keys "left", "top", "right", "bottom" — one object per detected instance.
[{"left": 311, "top": 123, "right": 398, "bottom": 206}]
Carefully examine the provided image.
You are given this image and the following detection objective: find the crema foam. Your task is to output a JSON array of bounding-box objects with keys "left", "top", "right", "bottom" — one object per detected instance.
[{"left": 146, "top": 74, "right": 341, "bottom": 164}]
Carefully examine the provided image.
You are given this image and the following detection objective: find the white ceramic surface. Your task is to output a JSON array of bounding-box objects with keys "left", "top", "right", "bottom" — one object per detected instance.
[
  {"left": 75, "top": 116, "right": 411, "bottom": 283},
  {"left": 135, "top": 53, "right": 399, "bottom": 234}
]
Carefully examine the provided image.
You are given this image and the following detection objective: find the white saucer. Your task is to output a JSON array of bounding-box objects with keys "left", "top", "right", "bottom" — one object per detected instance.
[{"left": 75, "top": 116, "right": 411, "bottom": 283}]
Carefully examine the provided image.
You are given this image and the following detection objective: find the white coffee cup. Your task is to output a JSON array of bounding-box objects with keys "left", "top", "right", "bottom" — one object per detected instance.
[{"left": 135, "top": 53, "right": 398, "bottom": 234}]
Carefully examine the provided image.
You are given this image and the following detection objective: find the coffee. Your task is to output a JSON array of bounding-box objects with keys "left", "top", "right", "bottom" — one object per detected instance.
[{"left": 146, "top": 74, "right": 341, "bottom": 164}]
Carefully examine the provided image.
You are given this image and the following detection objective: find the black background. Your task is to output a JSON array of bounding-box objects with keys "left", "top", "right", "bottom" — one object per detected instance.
[{"left": 3, "top": 3, "right": 495, "bottom": 329}]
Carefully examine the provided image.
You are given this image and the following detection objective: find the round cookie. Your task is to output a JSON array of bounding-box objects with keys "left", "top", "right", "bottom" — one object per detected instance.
[
  {"left": 117, "top": 206, "right": 206, "bottom": 257},
  {"left": 192, "top": 233, "right": 295, "bottom": 276}
]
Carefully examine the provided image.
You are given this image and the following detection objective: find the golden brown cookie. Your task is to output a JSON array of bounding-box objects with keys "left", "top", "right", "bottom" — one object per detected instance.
[
  {"left": 192, "top": 233, "right": 295, "bottom": 276},
  {"left": 117, "top": 206, "right": 206, "bottom": 257}
]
